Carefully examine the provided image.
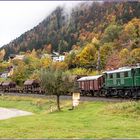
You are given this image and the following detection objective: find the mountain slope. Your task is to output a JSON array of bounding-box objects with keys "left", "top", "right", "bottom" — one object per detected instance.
[{"left": 1, "top": 1, "right": 140, "bottom": 59}]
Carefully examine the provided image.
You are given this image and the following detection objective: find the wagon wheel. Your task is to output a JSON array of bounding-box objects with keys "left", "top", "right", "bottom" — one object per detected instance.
[
  {"left": 125, "top": 90, "right": 132, "bottom": 98},
  {"left": 104, "top": 90, "right": 110, "bottom": 98},
  {"left": 131, "top": 90, "right": 138, "bottom": 99},
  {"left": 117, "top": 90, "right": 125, "bottom": 98},
  {"left": 99, "top": 89, "right": 104, "bottom": 97},
  {"left": 97, "top": 90, "right": 102, "bottom": 97},
  {"left": 91, "top": 92, "right": 94, "bottom": 97}
]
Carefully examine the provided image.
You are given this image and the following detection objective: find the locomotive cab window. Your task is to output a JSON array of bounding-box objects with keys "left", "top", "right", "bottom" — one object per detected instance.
[
  {"left": 124, "top": 72, "right": 128, "bottom": 77},
  {"left": 135, "top": 68, "right": 140, "bottom": 75},
  {"left": 128, "top": 71, "right": 131, "bottom": 77},
  {"left": 109, "top": 74, "right": 113, "bottom": 79},
  {"left": 138, "top": 68, "right": 140, "bottom": 74},
  {"left": 116, "top": 73, "right": 120, "bottom": 78}
]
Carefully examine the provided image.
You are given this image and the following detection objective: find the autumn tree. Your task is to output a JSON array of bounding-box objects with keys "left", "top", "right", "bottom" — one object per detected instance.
[
  {"left": 23, "top": 50, "right": 40, "bottom": 74},
  {"left": 119, "top": 48, "right": 131, "bottom": 66},
  {"left": 43, "top": 44, "right": 52, "bottom": 54},
  {"left": 101, "top": 24, "right": 122, "bottom": 43},
  {"left": 40, "top": 57, "right": 52, "bottom": 69},
  {"left": 100, "top": 42, "right": 113, "bottom": 68},
  {"left": 92, "top": 37, "right": 100, "bottom": 73},
  {"left": 29, "top": 70, "right": 41, "bottom": 81},
  {"left": 40, "top": 69, "right": 74, "bottom": 111},
  {"left": 11, "top": 62, "right": 28, "bottom": 85},
  {"left": 124, "top": 18, "right": 140, "bottom": 49},
  {"left": 65, "top": 50, "right": 79, "bottom": 68},
  {"left": 0, "top": 61, "right": 10, "bottom": 73},
  {"left": 0, "top": 49, "right": 6, "bottom": 61},
  {"left": 76, "top": 43, "right": 97, "bottom": 68},
  {"left": 130, "top": 48, "right": 140, "bottom": 64},
  {"left": 51, "top": 61, "right": 68, "bottom": 71},
  {"left": 31, "top": 49, "right": 37, "bottom": 57},
  {"left": 105, "top": 51, "right": 121, "bottom": 70},
  {"left": 58, "top": 40, "right": 68, "bottom": 53}
]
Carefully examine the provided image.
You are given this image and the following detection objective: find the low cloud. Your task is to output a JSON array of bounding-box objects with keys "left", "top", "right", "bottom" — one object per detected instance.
[{"left": 0, "top": 1, "right": 83, "bottom": 47}]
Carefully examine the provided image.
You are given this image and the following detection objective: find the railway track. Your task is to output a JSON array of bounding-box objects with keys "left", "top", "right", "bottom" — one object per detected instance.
[{"left": 0, "top": 92, "right": 135, "bottom": 102}]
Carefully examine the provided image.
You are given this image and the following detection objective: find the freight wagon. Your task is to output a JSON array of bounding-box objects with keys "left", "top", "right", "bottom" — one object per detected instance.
[{"left": 77, "top": 75, "right": 104, "bottom": 96}]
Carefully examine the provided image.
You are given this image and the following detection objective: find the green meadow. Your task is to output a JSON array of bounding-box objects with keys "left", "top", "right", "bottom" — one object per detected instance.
[{"left": 0, "top": 95, "right": 139, "bottom": 138}]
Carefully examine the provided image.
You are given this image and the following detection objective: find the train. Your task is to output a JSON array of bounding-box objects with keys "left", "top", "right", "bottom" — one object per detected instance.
[
  {"left": 77, "top": 66, "right": 140, "bottom": 99},
  {"left": 0, "top": 66, "right": 140, "bottom": 99}
]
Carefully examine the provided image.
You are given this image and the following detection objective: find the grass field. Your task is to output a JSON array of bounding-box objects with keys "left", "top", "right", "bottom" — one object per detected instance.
[{"left": 0, "top": 95, "right": 140, "bottom": 138}]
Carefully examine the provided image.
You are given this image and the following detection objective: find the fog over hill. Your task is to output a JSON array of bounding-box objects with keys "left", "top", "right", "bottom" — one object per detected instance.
[{"left": 0, "top": 1, "right": 82, "bottom": 47}]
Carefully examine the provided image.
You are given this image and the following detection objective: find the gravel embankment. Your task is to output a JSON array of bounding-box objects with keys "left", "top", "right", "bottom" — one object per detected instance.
[{"left": 1, "top": 92, "right": 133, "bottom": 102}]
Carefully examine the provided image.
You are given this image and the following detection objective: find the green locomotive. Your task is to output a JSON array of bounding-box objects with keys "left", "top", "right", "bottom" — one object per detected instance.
[{"left": 104, "top": 66, "right": 140, "bottom": 98}]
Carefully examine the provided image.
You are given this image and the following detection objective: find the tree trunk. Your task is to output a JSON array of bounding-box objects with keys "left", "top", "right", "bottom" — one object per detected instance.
[{"left": 56, "top": 95, "right": 61, "bottom": 111}]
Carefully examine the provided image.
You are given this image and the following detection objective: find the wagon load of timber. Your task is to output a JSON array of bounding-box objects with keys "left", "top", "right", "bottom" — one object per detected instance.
[
  {"left": 2, "top": 81, "right": 16, "bottom": 92},
  {"left": 24, "top": 80, "right": 39, "bottom": 87},
  {"left": 2, "top": 81, "right": 16, "bottom": 87},
  {"left": 23, "top": 80, "right": 43, "bottom": 94},
  {"left": 77, "top": 75, "right": 104, "bottom": 96}
]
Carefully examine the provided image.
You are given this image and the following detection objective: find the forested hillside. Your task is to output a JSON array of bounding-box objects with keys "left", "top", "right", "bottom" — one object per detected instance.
[{"left": 1, "top": 1, "right": 140, "bottom": 69}]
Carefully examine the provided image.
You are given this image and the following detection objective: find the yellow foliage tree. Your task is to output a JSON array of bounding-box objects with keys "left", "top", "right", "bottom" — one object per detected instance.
[
  {"left": 0, "top": 49, "right": 6, "bottom": 61},
  {"left": 51, "top": 61, "right": 68, "bottom": 71},
  {"left": 130, "top": 48, "right": 140, "bottom": 64},
  {"left": 40, "top": 57, "right": 52, "bottom": 69},
  {"left": 92, "top": 37, "right": 100, "bottom": 72},
  {"left": 76, "top": 43, "right": 97, "bottom": 67},
  {"left": 124, "top": 18, "right": 140, "bottom": 48},
  {"left": 119, "top": 48, "right": 130, "bottom": 66}
]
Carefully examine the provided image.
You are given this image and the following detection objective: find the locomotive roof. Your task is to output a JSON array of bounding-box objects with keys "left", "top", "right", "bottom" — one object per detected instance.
[
  {"left": 104, "top": 66, "right": 140, "bottom": 74},
  {"left": 77, "top": 75, "right": 102, "bottom": 81}
]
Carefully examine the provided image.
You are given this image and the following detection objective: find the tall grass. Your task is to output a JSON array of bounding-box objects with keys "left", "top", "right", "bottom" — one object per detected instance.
[{"left": 102, "top": 101, "right": 140, "bottom": 118}]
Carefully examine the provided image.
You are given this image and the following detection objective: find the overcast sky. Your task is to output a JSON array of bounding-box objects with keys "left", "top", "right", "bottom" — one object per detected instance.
[{"left": 0, "top": 1, "right": 83, "bottom": 47}]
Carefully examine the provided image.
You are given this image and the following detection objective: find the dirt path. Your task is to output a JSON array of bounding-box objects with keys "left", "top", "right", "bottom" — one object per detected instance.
[{"left": 0, "top": 107, "right": 33, "bottom": 120}]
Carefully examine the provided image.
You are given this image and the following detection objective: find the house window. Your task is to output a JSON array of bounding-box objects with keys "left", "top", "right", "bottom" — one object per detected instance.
[
  {"left": 124, "top": 72, "right": 128, "bottom": 77},
  {"left": 116, "top": 73, "right": 120, "bottom": 78}
]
